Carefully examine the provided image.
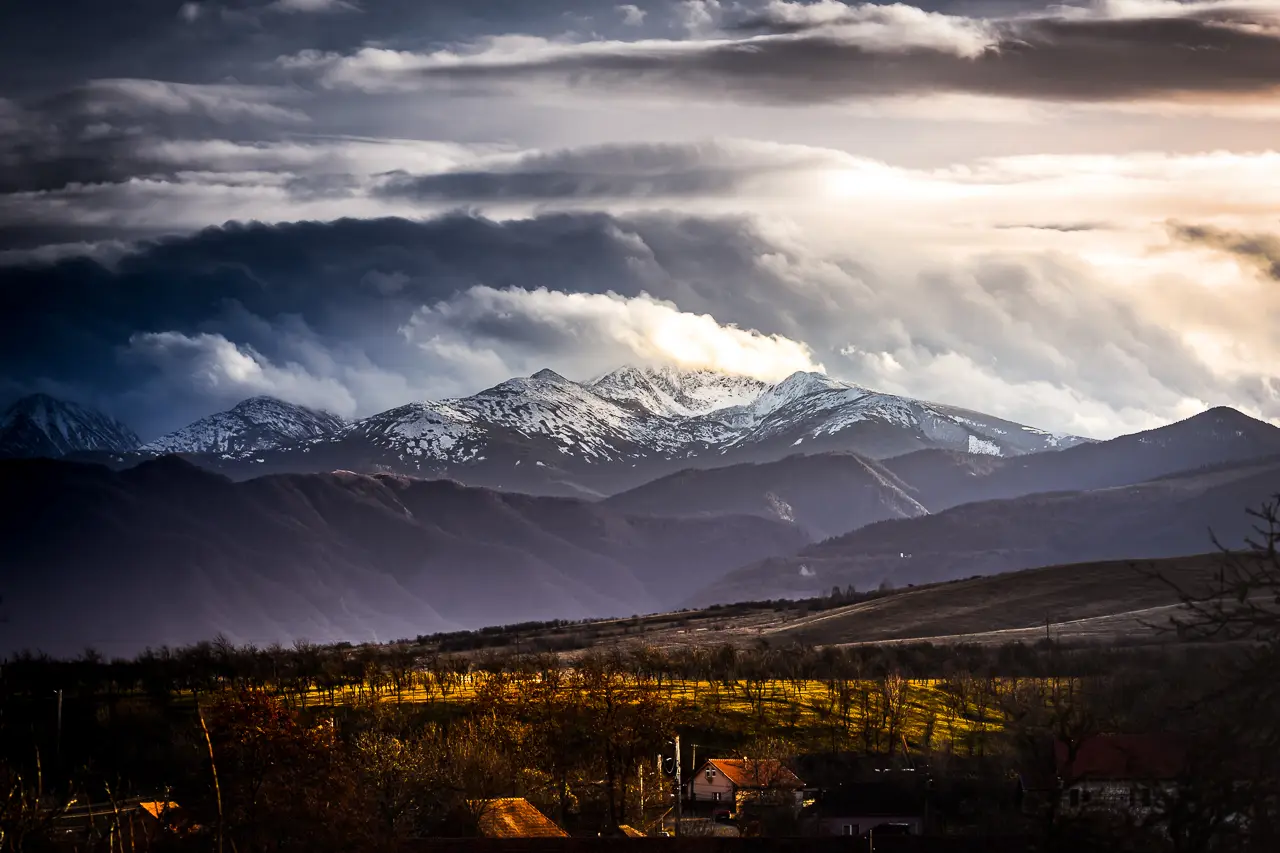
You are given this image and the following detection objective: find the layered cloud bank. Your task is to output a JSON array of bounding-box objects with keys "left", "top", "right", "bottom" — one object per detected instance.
[
  {"left": 3, "top": 0, "right": 1280, "bottom": 440},
  {"left": 279, "top": 0, "right": 1280, "bottom": 109},
  {"left": 3, "top": 211, "right": 1272, "bottom": 441}
]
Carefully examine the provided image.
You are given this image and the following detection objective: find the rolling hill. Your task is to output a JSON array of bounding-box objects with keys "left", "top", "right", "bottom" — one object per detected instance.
[
  {"left": 0, "top": 457, "right": 808, "bottom": 657},
  {"left": 692, "top": 453, "right": 1280, "bottom": 606},
  {"left": 882, "top": 406, "right": 1280, "bottom": 511},
  {"left": 768, "top": 554, "right": 1230, "bottom": 646}
]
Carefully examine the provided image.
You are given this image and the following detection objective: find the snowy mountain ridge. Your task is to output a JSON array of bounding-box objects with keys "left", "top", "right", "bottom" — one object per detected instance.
[
  {"left": 142, "top": 396, "right": 347, "bottom": 457},
  {"left": 337, "top": 365, "right": 1092, "bottom": 486},
  {"left": 1, "top": 367, "right": 1096, "bottom": 495},
  {"left": 0, "top": 394, "right": 139, "bottom": 459},
  {"left": 588, "top": 366, "right": 769, "bottom": 418}
]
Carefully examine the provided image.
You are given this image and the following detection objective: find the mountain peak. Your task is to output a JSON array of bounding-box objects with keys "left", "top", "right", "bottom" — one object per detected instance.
[
  {"left": 748, "top": 370, "right": 858, "bottom": 419},
  {"left": 231, "top": 395, "right": 288, "bottom": 409},
  {"left": 589, "top": 364, "right": 769, "bottom": 418},
  {"left": 5, "top": 392, "right": 59, "bottom": 411},
  {"left": 228, "top": 396, "right": 341, "bottom": 419},
  {"left": 1091, "top": 405, "right": 1280, "bottom": 459},
  {"left": 1197, "top": 405, "right": 1257, "bottom": 422},
  {"left": 530, "top": 368, "right": 570, "bottom": 383},
  {"left": 0, "top": 393, "right": 139, "bottom": 459},
  {"left": 775, "top": 370, "right": 848, "bottom": 392},
  {"left": 1169, "top": 406, "right": 1276, "bottom": 438},
  {"left": 143, "top": 396, "right": 347, "bottom": 458}
]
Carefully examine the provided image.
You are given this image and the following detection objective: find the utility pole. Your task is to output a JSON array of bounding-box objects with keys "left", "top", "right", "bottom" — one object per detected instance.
[
  {"left": 691, "top": 737, "right": 701, "bottom": 804},
  {"left": 55, "top": 689, "right": 63, "bottom": 767},
  {"left": 674, "top": 734, "right": 682, "bottom": 837}
]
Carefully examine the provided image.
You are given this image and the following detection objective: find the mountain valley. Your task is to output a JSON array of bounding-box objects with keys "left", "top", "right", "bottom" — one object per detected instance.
[
  {"left": 0, "top": 456, "right": 807, "bottom": 657},
  {"left": 694, "top": 449, "right": 1280, "bottom": 606},
  {"left": 4, "top": 367, "right": 1280, "bottom": 654}
]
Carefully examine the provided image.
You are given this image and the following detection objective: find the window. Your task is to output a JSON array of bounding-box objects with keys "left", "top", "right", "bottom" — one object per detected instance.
[
  {"left": 1082, "top": 790, "right": 1092, "bottom": 804},
  {"left": 1069, "top": 789, "right": 1080, "bottom": 808},
  {"left": 713, "top": 792, "right": 721, "bottom": 802},
  {"left": 842, "top": 825, "right": 857, "bottom": 836}
]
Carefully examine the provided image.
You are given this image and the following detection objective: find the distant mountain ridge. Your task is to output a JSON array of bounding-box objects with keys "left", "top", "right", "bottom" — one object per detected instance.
[
  {"left": 603, "top": 452, "right": 928, "bottom": 540},
  {"left": 0, "top": 394, "right": 139, "bottom": 459},
  {"left": 176, "top": 366, "right": 1093, "bottom": 496},
  {"left": 18, "top": 369, "right": 1278, "bottom": 510},
  {"left": 0, "top": 457, "right": 808, "bottom": 657},
  {"left": 142, "top": 396, "right": 347, "bottom": 457},
  {"left": 693, "top": 448, "right": 1280, "bottom": 606},
  {"left": 7, "top": 389, "right": 1280, "bottom": 654},
  {"left": 883, "top": 406, "right": 1280, "bottom": 511},
  {"left": 39, "top": 365, "right": 1094, "bottom": 496}
]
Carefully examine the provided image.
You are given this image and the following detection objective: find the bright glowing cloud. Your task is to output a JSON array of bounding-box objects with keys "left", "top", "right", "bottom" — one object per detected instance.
[{"left": 402, "top": 285, "right": 824, "bottom": 385}]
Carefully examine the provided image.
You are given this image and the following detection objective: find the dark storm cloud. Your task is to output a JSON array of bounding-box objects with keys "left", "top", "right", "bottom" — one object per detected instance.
[
  {"left": 377, "top": 167, "right": 741, "bottom": 202},
  {"left": 0, "top": 0, "right": 674, "bottom": 97},
  {"left": 0, "top": 213, "right": 753, "bottom": 435},
  {"left": 0, "top": 136, "right": 850, "bottom": 248},
  {"left": 1170, "top": 221, "right": 1280, "bottom": 280},
  {"left": 0, "top": 80, "right": 310, "bottom": 194},
  {"left": 2, "top": 210, "right": 1258, "bottom": 440},
  {"left": 295, "top": 9, "right": 1280, "bottom": 105},
  {"left": 375, "top": 140, "right": 832, "bottom": 202}
]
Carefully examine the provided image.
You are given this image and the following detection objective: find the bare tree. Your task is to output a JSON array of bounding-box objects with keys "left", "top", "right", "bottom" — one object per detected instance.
[{"left": 1155, "top": 496, "right": 1280, "bottom": 850}]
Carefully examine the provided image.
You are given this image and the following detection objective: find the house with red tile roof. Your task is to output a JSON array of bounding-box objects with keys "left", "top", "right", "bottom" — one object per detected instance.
[{"left": 689, "top": 758, "right": 805, "bottom": 817}]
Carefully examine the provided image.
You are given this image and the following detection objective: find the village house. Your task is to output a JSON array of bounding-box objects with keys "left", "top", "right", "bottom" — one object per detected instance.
[
  {"left": 441, "top": 797, "right": 568, "bottom": 838},
  {"left": 1019, "top": 734, "right": 1187, "bottom": 822},
  {"left": 688, "top": 758, "right": 805, "bottom": 816}
]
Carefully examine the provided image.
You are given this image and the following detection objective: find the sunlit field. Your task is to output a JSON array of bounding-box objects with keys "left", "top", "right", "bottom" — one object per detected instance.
[{"left": 247, "top": 672, "right": 1014, "bottom": 756}]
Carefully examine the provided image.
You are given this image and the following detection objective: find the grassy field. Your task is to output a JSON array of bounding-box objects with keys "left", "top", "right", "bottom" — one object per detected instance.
[
  {"left": 278, "top": 673, "right": 1009, "bottom": 756},
  {"left": 769, "top": 554, "right": 1226, "bottom": 646},
  {"left": 392, "top": 554, "right": 1229, "bottom": 659}
]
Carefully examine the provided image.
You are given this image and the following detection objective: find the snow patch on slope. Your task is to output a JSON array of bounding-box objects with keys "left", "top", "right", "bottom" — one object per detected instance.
[{"left": 967, "top": 435, "right": 1001, "bottom": 456}]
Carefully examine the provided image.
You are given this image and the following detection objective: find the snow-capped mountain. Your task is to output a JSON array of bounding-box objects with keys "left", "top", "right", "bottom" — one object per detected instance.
[
  {"left": 589, "top": 366, "right": 769, "bottom": 418},
  {"left": 0, "top": 394, "right": 139, "bottom": 459},
  {"left": 348, "top": 369, "right": 689, "bottom": 471},
  {"left": 143, "top": 396, "right": 347, "bottom": 458},
  {"left": 710, "top": 371, "right": 1085, "bottom": 459},
  {"left": 240, "top": 365, "right": 1090, "bottom": 496}
]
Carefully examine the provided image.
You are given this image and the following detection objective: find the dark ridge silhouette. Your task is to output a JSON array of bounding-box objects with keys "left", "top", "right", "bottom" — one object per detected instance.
[
  {"left": 603, "top": 451, "right": 927, "bottom": 539},
  {"left": 0, "top": 458, "right": 808, "bottom": 657}
]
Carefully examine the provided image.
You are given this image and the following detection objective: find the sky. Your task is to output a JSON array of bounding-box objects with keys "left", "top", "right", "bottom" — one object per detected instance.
[{"left": 3, "top": 0, "right": 1280, "bottom": 441}]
